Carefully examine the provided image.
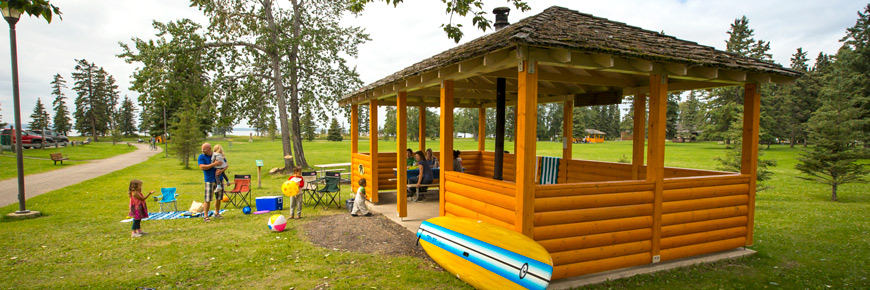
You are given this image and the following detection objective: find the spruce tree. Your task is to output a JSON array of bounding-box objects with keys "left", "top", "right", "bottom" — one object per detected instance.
[
  {"left": 117, "top": 96, "right": 138, "bottom": 136},
  {"left": 301, "top": 108, "right": 316, "bottom": 141},
  {"left": 327, "top": 118, "right": 343, "bottom": 141},
  {"left": 29, "top": 98, "right": 51, "bottom": 138},
  {"left": 170, "top": 103, "right": 204, "bottom": 169},
  {"left": 50, "top": 74, "right": 72, "bottom": 135}
]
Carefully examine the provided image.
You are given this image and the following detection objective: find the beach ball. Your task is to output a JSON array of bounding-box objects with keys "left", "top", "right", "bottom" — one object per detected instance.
[
  {"left": 242, "top": 206, "right": 252, "bottom": 214},
  {"left": 282, "top": 180, "right": 299, "bottom": 197},
  {"left": 267, "top": 214, "right": 287, "bottom": 232}
]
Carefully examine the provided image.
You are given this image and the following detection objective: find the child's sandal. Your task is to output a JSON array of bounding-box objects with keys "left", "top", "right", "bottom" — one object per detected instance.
[{"left": 203, "top": 217, "right": 211, "bottom": 222}]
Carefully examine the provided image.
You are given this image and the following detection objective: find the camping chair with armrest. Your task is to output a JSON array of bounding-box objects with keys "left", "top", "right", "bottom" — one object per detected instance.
[
  {"left": 300, "top": 171, "right": 319, "bottom": 206},
  {"left": 315, "top": 171, "right": 341, "bottom": 209},
  {"left": 227, "top": 174, "right": 252, "bottom": 208},
  {"left": 155, "top": 187, "right": 179, "bottom": 212}
]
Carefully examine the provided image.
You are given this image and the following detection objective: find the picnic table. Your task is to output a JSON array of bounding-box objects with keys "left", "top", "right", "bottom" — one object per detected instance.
[
  {"left": 393, "top": 167, "right": 440, "bottom": 179},
  {"left": 313, "top": 162, "right": 352, "bottom": 182}
]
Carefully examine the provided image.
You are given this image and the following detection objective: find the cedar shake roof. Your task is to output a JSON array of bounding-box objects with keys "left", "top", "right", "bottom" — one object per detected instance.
[{"left": 339, "top": 6, "right": 800, "bottom": 106}]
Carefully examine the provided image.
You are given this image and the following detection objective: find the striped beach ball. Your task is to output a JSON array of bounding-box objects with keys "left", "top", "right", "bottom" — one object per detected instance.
[{"left": 267, "top": 214, "right": 287, "bottom": 232}]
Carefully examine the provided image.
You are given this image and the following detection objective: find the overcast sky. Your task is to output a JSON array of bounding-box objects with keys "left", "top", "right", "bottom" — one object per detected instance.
[{"left": 0, "top": 0, "right": 865, "bottom": 131}]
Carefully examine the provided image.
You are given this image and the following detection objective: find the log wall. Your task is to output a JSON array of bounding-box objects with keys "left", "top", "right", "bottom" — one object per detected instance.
[
  {"left": 443, "top": 171, "right": 516, "bottom": 230},
  {"left": 351, "top": 153, "right": 374, "bottom": 196},
  {"left": 480, "top": 151, "right": 516, "bottom": 182},
  {"left": 533, "top": 173, "right": 751, "bottom": 279},
  {"left": 560, "top": 159, "right": 732, "bottom": 183}
]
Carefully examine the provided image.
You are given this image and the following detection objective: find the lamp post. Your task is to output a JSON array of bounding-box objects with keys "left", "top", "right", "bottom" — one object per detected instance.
[{"left": 2, "top": 6, "right": 28, "bottom": 214}]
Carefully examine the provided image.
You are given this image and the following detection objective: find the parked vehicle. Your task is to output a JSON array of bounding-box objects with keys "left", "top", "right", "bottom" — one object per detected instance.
[
  {"left": 1, "top": 129, "right": 46, "bottom": 149},
  {"left": 31, "top": 129, "right": 69, "bottom": 146}
]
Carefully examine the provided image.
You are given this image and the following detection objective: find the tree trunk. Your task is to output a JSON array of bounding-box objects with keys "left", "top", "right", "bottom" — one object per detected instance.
[
  {"left": 264, "top": 1, "right": 295, "bottom": 171},
  {"left": 789, "top": 131, "right": 795, "bottom": 148},
  {"left": 288, "top": 0, "right": 309, "bottom": 169},
  {"left": 831, "top": 183, "right": 838, "bottom": 202}
]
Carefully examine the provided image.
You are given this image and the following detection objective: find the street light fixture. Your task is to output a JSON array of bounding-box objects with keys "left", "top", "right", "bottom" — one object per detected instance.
[{"left": 3, "top": 5, "right": 29, "bottom": 214}]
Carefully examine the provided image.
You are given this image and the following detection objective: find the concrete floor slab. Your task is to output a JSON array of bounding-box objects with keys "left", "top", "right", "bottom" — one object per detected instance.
[{"left": 366, "top": 190, "right": 440, "bottom": 233}]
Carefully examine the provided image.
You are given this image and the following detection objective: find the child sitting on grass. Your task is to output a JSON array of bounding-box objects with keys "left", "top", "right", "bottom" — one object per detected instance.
[
  {"left": 128, "top": 179, "right": 154, "bottom": 238},
  {"left": 351, "top": 178, "right": 372, "bottom": 217},
  {"left": 287, "top": 167, "right": 305, "bottom": 219}
]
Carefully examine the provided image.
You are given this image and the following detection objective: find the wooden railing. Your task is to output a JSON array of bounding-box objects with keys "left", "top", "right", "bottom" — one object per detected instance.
[
  {"left": 443, "top": 171, "right": 516, "bottom": 230},
  {"left": 480, "top": 151, "right": 516, "bottom": 182}
]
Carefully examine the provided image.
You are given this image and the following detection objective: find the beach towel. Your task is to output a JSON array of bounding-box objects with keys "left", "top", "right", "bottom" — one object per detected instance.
[
  {"left": 120, "top": 210, "right": 227, "bottom": 223},
  {"left": 538, "top": 156, "right": 560, "bottom": 185}
]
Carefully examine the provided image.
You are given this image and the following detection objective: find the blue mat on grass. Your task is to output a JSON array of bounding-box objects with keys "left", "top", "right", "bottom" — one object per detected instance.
[{"left": 120, "top": 210, "right": 227, "bottom": 223}]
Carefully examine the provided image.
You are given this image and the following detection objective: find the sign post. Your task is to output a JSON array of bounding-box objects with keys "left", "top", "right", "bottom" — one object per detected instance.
[{"left": 255, "top": 160, "right": 264, "bottom": 188}]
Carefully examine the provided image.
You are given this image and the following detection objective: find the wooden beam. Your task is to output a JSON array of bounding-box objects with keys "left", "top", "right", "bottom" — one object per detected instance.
[
  {"left": 484, "top": 69, "right": 634, "bottom": 87},
  {"left": 632, "top": 94, "right": 646, "bottom": 180},
  {"left": 439, "top": 80, "right": 455, "bottom": 217},
  {"left": 397, "top": 92, "right": 408, "bottom": 218},
  {"left": 721, "top": 70, "right": 747, "bottom": 82},
  {"left": 688, "top": 66, "right": 718, "bottom": 79},
  {"left": 478, "top": 106, "right": 486, "bottom": 152},
  {"left": 573, "top": 90, "right": 624, "bottom": 107},
  {"left": 419, "top": 106, "right": 426, "bottom": 152},
  {"left": 439, "top": 64, "right": 459, "bottom": 79},
  {"left": 592, "top": 54, "right": 614, "bottom": 67},
  {"left": 664, "top": 63, "right": 688, "bottom": 76},
  {"left": 742, "top": 83, "right": 760, "bottom": 246},
  {"left": 646, "top": 74, "right": 668, "bottom": 263},
  {"left": 747, "top": 73, "right": 771, "bottom": 84},
  {"left": 550, "top": 48, "right": 572, "bottom": 63},
  {"left": 630, "top": 59, "right": 654, "bottom": 72},
  {"left": 516, "top": 60, "right": 538, "bottom": 238},
  {"left": 351, "top": 104, "right": 358, "bottom": 154},
  {"left": 459, "top": 57, "right": 483, "bottom": 73},
  {"left": 484, "top": 49, "right": 512, "bottom": 66},
  {"left": 563, "top": 99, "right": 573, "bottom": 160},
  {"left": 369, "top": 99, "right": 379, "bottom": 203}
]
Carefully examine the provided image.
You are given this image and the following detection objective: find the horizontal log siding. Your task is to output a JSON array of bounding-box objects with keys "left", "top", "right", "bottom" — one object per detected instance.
[
  {"left": 480, "top": 151, "right": 516, "bottom": 182},
  {"left": 443, "top": 171, "right": 516, "bottom": 230},
  {"left": 377, "top": 152, "right": 397, "bottom": 190},
  {"left": 535, "top": 180, "right": 655, "bottom": 279},
  {"left": 351, "top": 153, "right": 373, "bottom": 195},
  {"left": 659, "top": 174, "right": 751, "bottom": 261},
  {"left": 534, "top": 173, "right": 751, "bottom": 279}
]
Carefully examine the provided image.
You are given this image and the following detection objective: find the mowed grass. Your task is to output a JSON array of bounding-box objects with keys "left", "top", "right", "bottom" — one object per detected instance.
[
  {"left": 0, "top": 142, "right": 137, "bottom": 180},
  {"left": 1, "top": 137, "right": 868, "bottom": 289}
]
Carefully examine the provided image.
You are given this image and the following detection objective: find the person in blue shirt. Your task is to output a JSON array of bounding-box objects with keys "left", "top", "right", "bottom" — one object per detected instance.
[
  {"left": 407, "top": 151, "right": 434, "bottom": 202},
  {"left": 198, "top": 143, "right": 224, "bottom": 222}
]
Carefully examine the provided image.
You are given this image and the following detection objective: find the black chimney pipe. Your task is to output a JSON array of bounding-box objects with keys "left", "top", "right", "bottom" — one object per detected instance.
[
  {"left": 493, "top": 78, "right": 506, "bottom": 180},
  {"left": 493, "top": 7, "right": 510, "bottom": 31}
]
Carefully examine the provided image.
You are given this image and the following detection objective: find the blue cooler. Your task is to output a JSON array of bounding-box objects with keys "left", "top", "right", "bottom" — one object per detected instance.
[{"left": 256, "top": 196, "right": 283, "bottom": 211}]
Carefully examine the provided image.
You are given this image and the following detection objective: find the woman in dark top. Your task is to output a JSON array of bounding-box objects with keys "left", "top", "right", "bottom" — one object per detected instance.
[{"left": 408, "top": 151, "right": 434, "bottom": 201}]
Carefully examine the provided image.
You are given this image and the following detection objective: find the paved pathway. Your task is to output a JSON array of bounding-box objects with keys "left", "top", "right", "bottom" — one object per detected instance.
[{"left": 0, "top": 143, "right": 162, "bottom": 207}]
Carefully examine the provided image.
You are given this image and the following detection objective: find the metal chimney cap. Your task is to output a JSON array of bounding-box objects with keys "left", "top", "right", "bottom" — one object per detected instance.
[{"left": 493, "top": 7, "right": 510, "bottom": 31}]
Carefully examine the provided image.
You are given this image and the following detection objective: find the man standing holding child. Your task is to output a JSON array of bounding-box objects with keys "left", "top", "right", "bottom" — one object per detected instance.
[{"left": 199, "top": 143, "right": 225, "bottom": 222}]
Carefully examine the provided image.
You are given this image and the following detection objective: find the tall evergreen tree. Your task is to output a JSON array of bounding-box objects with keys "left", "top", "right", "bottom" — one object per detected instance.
[
  {"left": 170, "top": 103, "right": 204, "bottom": 169},
  {"left": 779, "top": 48, "right": 820, "bottom": 147},
  {"left": 327, "top": 118, "right": 343, "bottom": 141},
  {"left": 50, "top": 73, "right": 71, "bottom": 135},
  {"left": 838, "top": 4, "right": 870, "bottom": 145},
  {"left": 71, "top": 59, "right": 115, "bottom": 140},
  {"left": 666, "top": 93, "right": 680, "bottom": 139},
  {"left": 29, "top": 98, "right": 51, "bottom": 134},
  {"left": 117, "top": 96, "right": 138, "bottom": 136},
  {"left": 301, "top": 108, "right": 317, "bottom": 141},
  {"left": 678, "top": 90, "right": 704, "bottom": 140}
]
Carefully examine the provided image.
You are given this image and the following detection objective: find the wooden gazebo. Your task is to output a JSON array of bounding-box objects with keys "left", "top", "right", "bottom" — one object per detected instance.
[{"left": 339, "top": 6, "right": 799, "bottom": 280}]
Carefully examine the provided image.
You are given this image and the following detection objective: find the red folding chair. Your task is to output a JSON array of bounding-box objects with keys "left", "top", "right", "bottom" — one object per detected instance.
[{"left": 227, "top": 174, "right": 252, "bottom": 208}]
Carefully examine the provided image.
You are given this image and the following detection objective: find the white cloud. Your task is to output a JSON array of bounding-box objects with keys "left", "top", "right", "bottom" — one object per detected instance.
[{"left": 0, "top": 0, "right": 864, "bottom": 130}]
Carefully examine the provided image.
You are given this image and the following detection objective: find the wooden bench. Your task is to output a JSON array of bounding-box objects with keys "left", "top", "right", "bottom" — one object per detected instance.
[
  {"left": 388, "top": 178, "right": 439, "bottom": 201},
  {"left": 50, "top": 153, "right": 69, "bottom": 165}
]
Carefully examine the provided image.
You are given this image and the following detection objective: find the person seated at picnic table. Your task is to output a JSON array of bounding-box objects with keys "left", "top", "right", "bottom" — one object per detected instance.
[
  {"left": 406, "top": 148, "right": 417, "bottom": 167},
  {"left": 425, "top": 148, "right": 439, "bottom": 168},
  {"left": 407, "top": 151, "right": 434, "bottom": 202},
  {"left": 453, "top": 150, "right": 464, "bottom": 173}
]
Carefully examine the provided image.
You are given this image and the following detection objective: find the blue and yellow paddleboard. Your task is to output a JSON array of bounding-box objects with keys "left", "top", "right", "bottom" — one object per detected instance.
[{"left": 417, "top": 216, "right": 553, "bottom": 290}]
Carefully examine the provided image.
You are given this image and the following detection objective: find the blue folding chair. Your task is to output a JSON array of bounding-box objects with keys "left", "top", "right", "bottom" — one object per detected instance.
[{"left": 155, "top": 187, "right": 179, "bottom": 212}]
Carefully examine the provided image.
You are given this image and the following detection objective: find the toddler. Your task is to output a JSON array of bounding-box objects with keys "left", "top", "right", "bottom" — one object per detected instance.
[
  {"left": 351, "top": 179, "right": 372, "bottom": 217},
  {"left": 212, "top": 144, "right": 229, "bottom": 192},
  {"left": 287, "top": 167, "right": 305, "bottom": 219},
  {"left": 128, "top": 179, "right": 154, "bottom": 238}
]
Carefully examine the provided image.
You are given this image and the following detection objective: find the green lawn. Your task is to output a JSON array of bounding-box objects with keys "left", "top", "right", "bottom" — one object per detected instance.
[
  {"left": 1, "top": 138, "right": 868, "bottom": 289},
  {"left": 0, "top": 142, "right": 137, "bottom": 180}
]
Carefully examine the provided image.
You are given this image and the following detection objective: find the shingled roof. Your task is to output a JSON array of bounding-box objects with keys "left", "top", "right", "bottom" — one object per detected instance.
[{"left": 340, "top": 6, "right": 800, "bottom": 106}]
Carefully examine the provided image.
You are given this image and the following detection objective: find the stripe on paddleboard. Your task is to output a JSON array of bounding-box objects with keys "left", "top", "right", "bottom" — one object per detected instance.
[{"left": 417, "top": 221, "right": 552, "bottom": 290}]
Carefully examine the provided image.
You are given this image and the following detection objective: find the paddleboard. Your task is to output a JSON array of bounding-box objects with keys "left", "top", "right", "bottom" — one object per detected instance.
[{"left": 417, "top": 216, "right": 553, "bottom": 290}]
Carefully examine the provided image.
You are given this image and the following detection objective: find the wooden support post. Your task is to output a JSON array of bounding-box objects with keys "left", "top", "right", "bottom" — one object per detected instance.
[
  {"left": 494, "top": 78, "right": 506, "bottom": 180},
  {"left": 632, "top": 94, "right": 646, "bottom": 180},
  {"left": 351, "top": 104, "right": 358, "bottom": 193},
  {"left": 397, "top": 92, "right": 408, "bottom": 218},
  {"left": 439, "top": 80, "right": 455, "bottom": 217},
  {"left": 516, "top": 60, "right": 538, "bottom": 237},
  {"left": 369, "top": 99, "right": 379, "bottom": 203},
  {"left": 513, "top": 111, "right": 518, "bottom": 154},
  {"left": 742, "top": 83, "right": 760, "bottom": 246},
  {"left": 563, "top": 99, "right": 573, "bottom": 160},
  {"left": 478, "top": 106, "right": 486, "bottom": 152},
  {"left": 646, "top": 74, "right": 668, "bottom": 263},
  {"left": 419, "top": 106, "right": 426, "bottom": 152}
]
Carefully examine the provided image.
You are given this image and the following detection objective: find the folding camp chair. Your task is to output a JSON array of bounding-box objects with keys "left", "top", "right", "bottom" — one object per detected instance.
[
  {"left": 156, "top": 187, "right": 179, "bottom": 212},
  {"left": 226, "top": 174, "right": 252, "bottom": 208},
  {"left": 300, "top": 171, "right": 318, "bottom": 206},
  {"left": 315, "top": 171, "right": 341, "bottom": 209}
]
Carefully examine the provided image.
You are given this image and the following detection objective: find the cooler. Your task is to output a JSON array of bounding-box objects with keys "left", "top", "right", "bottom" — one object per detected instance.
[{"left": 256, "top": 196, "right": 283, "bottom": 211}]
